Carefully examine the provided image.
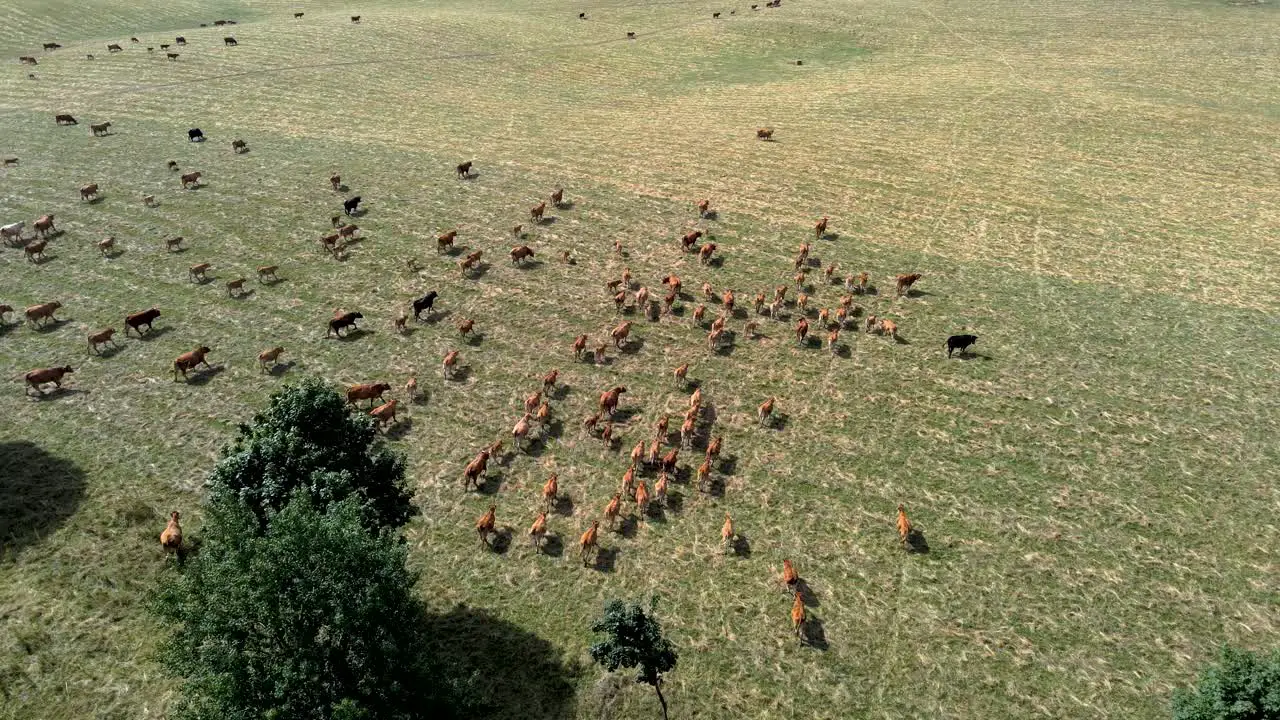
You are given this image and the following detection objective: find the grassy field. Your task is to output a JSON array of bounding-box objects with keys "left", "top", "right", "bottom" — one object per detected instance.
[{"left": 2, "top": 0, "right": 1278, "bottom": 717}]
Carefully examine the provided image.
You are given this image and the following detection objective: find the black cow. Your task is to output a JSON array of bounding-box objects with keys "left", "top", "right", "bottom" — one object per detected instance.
[
  {"left": 175, "top": 36, "right": 186, "bottom": 45},
  {"left": 412, "top": 291, "right": 438, "bottom": 320},
  {"left": 946, "top": 334, "right": 978, "bottom": 358},
  {"left": 188, "top": 128, "right": 204, "bottom": 142},
  {"left": 343, "top": 196, "right": 362, "bottom": 216},
  {"left": 224, "top": 37, "right": 238, "bottom": 46}
]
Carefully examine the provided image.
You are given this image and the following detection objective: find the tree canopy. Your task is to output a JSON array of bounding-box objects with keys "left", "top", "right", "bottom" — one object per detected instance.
[
  {"left": 1172, "top": 645, "right": 1280, "bottom": 720},
  {"left": 590, "top": 600, "right": 678, "bottom": 719}
]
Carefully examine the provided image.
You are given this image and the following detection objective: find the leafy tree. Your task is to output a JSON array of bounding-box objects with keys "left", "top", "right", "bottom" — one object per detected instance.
[
  {"left": 589, "top": 600, "right": 678, "bottom": 720},
  {"left": 1172, "top": 645, "right": 1280, "bottom": 720},
  {"left": 154, "top": 496, "right": 463, "bottom": 720},
  {"left": 206, "top": 377, "right": 414, "bottom": 532}
]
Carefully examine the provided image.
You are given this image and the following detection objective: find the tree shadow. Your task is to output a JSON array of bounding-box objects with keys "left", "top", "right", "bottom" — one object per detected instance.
[{"left": 0, "top": 442, "right": 86, "bottom": 560}]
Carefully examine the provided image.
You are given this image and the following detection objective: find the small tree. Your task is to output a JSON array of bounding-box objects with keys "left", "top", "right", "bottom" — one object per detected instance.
[
  {"left": 206, "top": 377, "right": 414, "bottom": 532},
  {"left": 1172, "top": 645, "right": 1280, "bottom": 720},
  {"left": 154, "top": 496, "right": 459, "bottom": 719},
  {"left": 589, "top": 600, "right": 678, "bottom": 720}
]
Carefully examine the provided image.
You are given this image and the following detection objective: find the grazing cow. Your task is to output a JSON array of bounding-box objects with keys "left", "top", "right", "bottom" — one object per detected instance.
[
  {"left": 161, "top": 44, "right": 170, "bottom": 49},
  {"left": 160, "top": 511, "right": 182, "bottom": 553},
  {"left": 24, "top": 239, "right": 48, "bottom": 262},
  {"left": 337, "top": 224, "right": 359, "bottom": 240},
  {"left": 2, "top": 157, "right": 16, "bottom": 166},
  {"left": 86, "top": 328, "right": 116, "bottom": 354},
  {"left": 689, "top": 387, "right": 702, "bottom": 410},
  {"left": 166, "top": 236, "right": 184, "bottom": 252},
  {"left": 55, "top": 114, "right": 77, "bottom": 125},
  {"left": 188, "top": 263, "right": 211, "bottom": 282},
  {"left": 351, "top": 15, "right": 361, "bottom": 23},
  {"left": 459, "top": 250, "right": 482, "bottom": 273},
  {"left": 442, "top": 350, "right": 460, "bottom": 378},
  {"left": 90, "top": 122, "right": 111, "bottom": 136},
  {"left": 258, "top": 346, "right": 284, "bottom": 371},
  {"left": 579, "top": 12, "right": 587, "bottom": 18},
  {"left": 583, "top": 411, "right": 602, "bottom": 435},
  {"left": 346, "top": 382, "right": 391, "bottom": 407},
  {"left": 412, "top": 291, "right": 438, "bottom": 319},
  {"left": 456, "top": 318, "right": 474, "bottom": 337},
  {"left": 795, "top": 317, "right": 809, "bottom": 344},
  {"left": 476, "top": 506, "right": 496, "bottom": 547},
  {"left": 758, "top": 396, "right": 775, "bottom": 426},
  {"left": 756, "top": 128, "right": 773, "bottom": 140},
  {"left": 529, "top": 202, "right": 546, "bottom": 222},
  {"left": 456, "top": 160, "right": 472, "bottom": 178},
  {"left": 370, "top": 399, "right": 398, "bottom": 429},
  {"left": 295, "top": 12, "right": 304, "bottom": 18},
  {"left": 551, "top": 188, "right": 564, "bottom": 206},
  {"left": 329, "top": 173, "right": 341, "bottom": 190},
  {"left": 626, "top": 31, "right": 636, "bottom": 39},
  {"left": 173, "top": 346, "right": 212, "bottom": 381},
  {"left": 188, "top": 128, "right": 203, "bottom": 142},
  {"left": 599, "top": 386, "right": 626, "bottom": 416},
  {"left": 580, "top": 520, "right": 600, "bottom": 563},
  {"left": 436, "top": 229, "right": 457, "bottom": 253},
  {"left": 328, "top": 311, "right": 363, "bottom": 337},
  {"left": 167, "top": 52, "right": 180, "bottom": 60},
  {"left": 25, "top": 301, "right": 62, "bottom": 327},
  {"left": 79, "top": 183, "right": 99, "bottom": 200},
  {"left": 510, "top": 245, "right": 534, "bottom": 263},
  {"left": 572, "top": 334, "right": 588, "bottom": 361},
  {"left": 895, "top": 272, "right": 922, "bottom": 296},
  {"left": 946, "top": 334, "right": 978, "bottom": 358},
  {"left": 25, "top": 366, "right": 73, "bottom": 395},
  {"left": 529, "top": 512, "right": 548, "bottom": 552},
  {"left": 698, "top": 243, "right": 717, "bottom": 264},
  {"left": 231, "top": 139, "right": 247, "bottom": 153},
  {"left": 343, "top": 196, "right": 361, "bottom": 216},
  {"left": 107, "top": 43, "right": 123, "bottom": 52},
  {"left": 0, "top": 224, "right": 24, "bottom": 247},
  {"left": 226, "top": 278, "right": 246, "bottom": 297},
  {"left": 181, "top": 171, "right": 201, "bottom": 188},
  {"left": 125, "top": 308, "right": 160, "bottom": 336},
  {"left": 611, "top": 321, "right": 632, "bottom": 348},
  {"left": 224, "top": 37, "right": 237, "bottom": 46},
  {"left": 257, "top": 265, "right": 279, "bottom": 282},
  {"left": 680, "top": 230, "right": 703, "bottom": 251},
  {"left": 86, "top": 54, "right": 94, "bottom": 59}
]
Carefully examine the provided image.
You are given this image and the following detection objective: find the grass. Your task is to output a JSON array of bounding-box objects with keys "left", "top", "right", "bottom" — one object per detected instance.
[{"left": 1, "top": 0, "right": 1278, "bottom": 718}]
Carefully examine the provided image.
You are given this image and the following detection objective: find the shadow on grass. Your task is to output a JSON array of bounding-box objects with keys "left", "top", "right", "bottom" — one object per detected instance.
[
  {"left": 184, "top": 365, "right": 226, "bottom": 385},
  {"left": 267, "top": 359, "right": 297, "bottom": 376},
  {"left": 0, "top": 442, "right": 86, "bottom": 560},
  {"left": 593, "top": 546, "right": 618, "bottom": 572},
  {"left": 731, "top": 533, "right": 752, "bottom": 558},
  {"left": 801, "top": 616, "right": 829, "bottom": 650},
  {"left": 552, "top": 495, "right": 575, "bottom": 517},
  {"left": 133, "top": 325, "right": 171, "bottom": 341},
  {"left": 538, "top": 533, "right": 564, "bottom": 558},
  {"left": 422, "top": 603, "right": 579, "bottom": 719}
]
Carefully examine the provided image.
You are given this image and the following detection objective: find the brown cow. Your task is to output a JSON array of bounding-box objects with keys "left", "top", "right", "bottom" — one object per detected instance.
[
  {"left": 0, "top": 305, "right": 11, "bottom": 323},
  {"left": 25, "top": 366, "right": 73, "bottom": 395},
  {"left": 80, "top": 183, "right": 99, "bottom": 200},
  {"left": 442, "top": 349, "right": 460, "bottom": 378},
  {"left": 878, "top": 318, "right": 898, "bottom": 339},
  {"left": 721, "top": 289, "right": 735, "bottom": 314},
  {"left": 173, "top": 346, "right": 212, "bottom": 381},
  {"left": 542, "top": 368, "right": 559, "bottom": 394},
  {"left": 456, "top": 318, "right": 474, "bottom": 337},
  {"left": 25, "top": 301, "right": 62, "bottom": 327},
  {"left": 542, "top": 473, "right": 559, "bottom": 510},
  {"left": 188, "top": 263, "right": 211, "bottom": 282},
  {"left": 698, "top": 243, "right": 717, "bottom": 264},
  {"left": 530, "top": 512, "right": 548, "bottom": 552},
  {"left": 167, "top": 52, "right": 180, "bottom": 60},
  {"left": 258, "top": 346, "right": 284, "bottom": 371},
  {"left": 895, "top": 273, "right": 922, "bottom": 297},
  {"left": 19, "top": 56, "right": 37, "bottom": 65},
  {"left": 673, "top": 362, "right": 689, "bottom": 388},
  {"left": 707, "top": 327, "right": 725, "bottom": 352},
  {"left": 231, "top": 139, "right": 247, "bottom": 153},
  {"left": 791, "top": 592, "right": 806, "bottom": 639},
  {"left": 476, "top": 505, "right": 496, "bottom": 547},
  {"left": 599, "top": 386, "right": 626, "bottom": 415},
  {"left": 511, "top": 224, "right": 523, "bottom": 238},
  {"left": 180, "top": 171, "right": 201, "bottom": 188},
  {"left": 530, "top": 202, "right": 546, "bottom": 222},
  {"left": 758, "top": 396, "right": 775, "bottom": 426},
  {"left": 550, "top": 188, "right": 564, "bottom": 206},
  {"left": 125, "top": 308, "right": 160, "bottom": 335},
  {"left": 257, "top": 265, "right": 279, "bottom": 282},
  {"left": 579, "top": 519, "right": 600, "bottom": 563},
  {"left": 611, "top": 321, "right": 632, "bottom": 348},
  {"left": 459, "top": 250, "right": 482, "bottom": 273},
  {"left": 330, "top": 174, "right": 342, "bottom": 190},
  {"left": 796, "top": 317, "right": 809, "bottom": 344},
  {"left": 510, "top": 245, "right": 534, "bottom": 263},
  {"left": 337, "top": 224, "right": 359, "bottom": 240},
  {"left": 166, "top": 236, "right": 184, "bottom": 252},
  {"left": 814, "top": 216, "right": 828, "bottom": 239},
  {"left": 696, "top": 198, "right": 710, "bottom": 217},
  {"left": 226, "top": 278, "right": 246, "bottom": 297},
  {"left": 437, "top": 229, "right": 457, "bottom": 253},
  {"left": 370, "top": 399, "right": 398, "bottom": 429},
  {"left": 462, "top": 448, "right": 490, "bottom": 490},
  {"left": 33, "top": 214, "right": 55, "bottom": 237},
  {"left": 86, "top": 328, "right": 117, "bottom": 354},
  {"left": 24, "top": 239, "right": 48, "bottom": 263},
  {"left": 328, "top": 310, "right": 363, "bottom": 337},
  {"left": 456, "top": 161, "right": 472, "bottom": 178},
  {"left": 347, "top": 382, "right": 391, "bottom": 407},
  {"left": 864, "top": 313, "right": 878, "bottom": 334},
  {"left": 572, "top": 334, "right": 588, "bottom": 361},
  {"left": 160, "top": 511, "right": 182, "bottom": 553},
  {"left": 757, "top": 128, "right": 774, "bottom": 140},
  {"left": 680, "top": 230, "right": 703, "bottom": 251}
]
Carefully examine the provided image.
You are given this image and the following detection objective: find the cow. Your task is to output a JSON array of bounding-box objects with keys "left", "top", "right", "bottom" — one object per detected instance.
[
  {"left": 756, "top": 128, "right": 773, "bottom": 140},
  {"left": 19, "top": 56, "right": 38, "bottom": 65},
  {"left": 223, "top": 37, "right": 237, "bottom": 46},
  {"left": 337, "top": 224, "right": 358, "bottom": 240},
  {"left": 456, "top": 161, "right": 472, "bottom": 178},
  {"left": 436, "top": 229, "right": 457, "bottom": 253},
  {"left": 188, "top": 263, "right": 211, "bottom": 283},
  {"left": 257, "top": 265, "right": 279, "bottom": 282},
  {"left": 347, "top": 382, "right": 391, "bottom": 407},
  {"left": 295, "top": 12, "right": 304, "bottom": 18},
  {"left": 258, "top": 346, "right": 284, "bottom": 371},
  {"left": 551, "top": 188, "right": 564, "bottom": 206},
  {"left": 370, "top": 399, "right": 398, "bottom": 429},
  {"left": 1, "top": 222, "right": 24, "bottom": 245},
  {"left": 165, "top": 236, "right": 184, "bottom": 252},
  {"left": 681, "top": 230, "right": 703, "bottom": 251},
  {"left": 80, "top": 183, "right": 99, "bottom": 200},
  {"left": 161, "top": 44, "right": 170, "bottom": 49},
  {"left": 698, "top": 243, "right": 717, "bottom": 264},
  {"left": 2, "top": 157, "right": 16, "bottom": 166},
  {"left": 713, "top": 11, "right": 721, "bottom": 18},
  {"left": 125, "top": 308, "right": 161, "bottom": 336},
  {"left": 343, "top": 196, "right": 361, "bottom": 216},
  {"left": 442, "top": 350, "right": 460, "bottom": 379},
  {"left": 530, "top": 202, "right": 546, "bottom": 222},
  {"left": 510, "top": 245, "right": 535, "bottom": 263},
  {"left": 43, "top": 42, "right": 62, "bottom": 50},
  {"left": 814, "top": 216, "right": 828, "bottom": 239},
  {"left": 181, "top": 171, "right": 201, "bottom": 188},
  {"left": 167, "top": 52, "right": 180, "bottom": 60},
  {"left": 328, "top": 311, "right": 363, "bottom": 337},
  {"left": 107, "top": 43, "right": 123, "bottom": 52},
  {"left": 412, "top": 291, "right": 438, "bottom": 320},
  {"left": 579, "top": 12, "right": 587, "bottom": 19},
  {"left": 24, "top": 239, "right": 48, "bottom": 262},
  {"left": 611, "top": 321, "right": 632, "bottom": 348},
  {"left": 231, "top": 139, "right": 247, "bottom": 153},
  {"left": 97, "top": 235, "right": 117, "bottom": 256},
  {"left": 697, "top": 198, "right": 710, "bottom": 217},
  {"left": 25, "top": 366, "right": 73, "bottom": 395},
  {"left": 173, "top": 346, "right": 213, "bottom": 381},
  {"left": 142, "top": 194, "right": 156, "bottom": 207},
  {"left": 329, "top": 173, "right": 342, "bottom": 190},
  {"left": 25, "top": 302, "right": 62, "bottom": 326},
  {"left": 572, "top": 334, "right": 588, "bottom": 361},
  {"left": 895, "top": 272, "right": 922, "bottom": 297},
  {"left": 55, "top": 114, "right": 76, "bottom": 125},
  {"left": 88, "top": 328, "right": 117, "bottom": 354},
  {"left": 175, "top": 36, "right": 186, "bottom": 45},
  {"left": 351, "top": 15, "right": 361, "bottom": 23},
  {"left": 626, "top": 31, "right": 636, "bottom": 39},
  {"left": 877, "top": 318, "right": 898, "bottom": 339},
  {"left": 459, "top": 250, "right": 482, "bottom": 273},
  {"left": 946, "top": 334, "right": 978, "bottom": 358},
  {"left": 225, "top": 278, "right": 246, "bottom": 297},
  {"left": 188, "top": 128, "right": 203, "bottom": 142}
]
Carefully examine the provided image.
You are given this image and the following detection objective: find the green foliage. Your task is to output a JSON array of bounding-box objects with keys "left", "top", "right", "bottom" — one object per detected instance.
[
  {"left": 205, "top": 377, "right": 414, "bottom": 532},
  {"left": 153, "top": 496, "right": 457, "bottom": 720},
  {"left": 1172, "top": 645, "right": 1280, "bottom": 720},
  {"left": 589, "top": 600, "right": 678, "bottom": 687}
]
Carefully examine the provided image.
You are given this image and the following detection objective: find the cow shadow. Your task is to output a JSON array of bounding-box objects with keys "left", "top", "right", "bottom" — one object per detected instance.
[
  {"left": 488, "top": 528, "right": 513, "bottom": 554},
  {"left": 32, "top": 318, "right": 69, "bottom": 334},
  {"left": 819, "top": 232, "right": 839, "bottom": 241},
  {"left": 617, "top": 516, "right": 639, "bottom": 539},
  {"left": 620, "top": 338, "right": 645, "bottom": 354},
  {"left": 706, "top": 257, "right": 724, "bottom": 269},
  {"left": 905, "top": 528, "right": 930, "bottom": 554},
  {"left": 468, "top": 263, "right": 491, "bottom": 279},
  {"left": 716, "top": 454, "right": 737, "bottom": 475},
  {"left": 771, "top": 413, "right": 790, "bottom": 430},
  {"left": 664, "top": 491, "right": 684, "bottom": 514},
  {"left": 593, "top": 546, "right": 618, "bottom": 572},
  {"left": 833, "top": 344, "right": 852, "bottom": 359},
  {"left": 701, "top": 210, "right": 718, "bottom": 221},
  {"left": 712, "top": 342, "right": 737, "bottom": 357},
  {"left": 550, "top": 385, "right": 571, "bottom": 401},
  {"left": 611, "top": 407, "right": 641, "bottom": 423},
  {"left": 538, "top": 533, "right": 564, "bottom": 557},
  {"left": 801, "top": 336, "right": 821, "bottom": 349},
  {"left": 266, "top": 359, "right": 297, "bottom": 376},
  {"left": 84, "top": 196, "right": 105, "bottom": 205},
  {"left": 0, "top": 323, "right": 17, "bottom": 338},
  {"left": 905, "top": 289, "right": 932, "bottom": 298},
  {"left": 26, "top": 387, "right": 88, "bottom": 401},
  {"left": 513, "top": 259, "right": 543, "bottom": 270},
  {"left": 731, "top": 533, "right": 752, "bottom": 557},
  {"left": 185, "top": 364, "right": 226, "bottom": 385},
  {"left": 228, "top": 288, "right": 255, "bottom": 301},
  {"left": 536, "top": 216, "right": 556, "bottom": 226},
  {"left": 28, "top": 253, "right": 57, "bottom": 264},
  {"left": 552, "top": 495, "right": 574, "bottom": 517},
  {"left": 134, "top": 326, "right": 171, "bottom": 341},
  {"left": 955, "top": 352, "right": 993, "bottom": 362},
  {"left": 731, "top": 307, "right": 748, "bottom": 319},
  {"left": 333, "top": 328, "right": 369, "bottom": 341},
  {"left": 893, "top": 335, "right": 911, "bottom": 345},
  {"left": 101, "top": 248, "right": 124, "bottom": 259},
  {"left": 424, "top": 308, "right": 452, "bottom": 323},
  {"left": 384, "top": 417, "right": 414, "bottom": 440},
  {"left": 91, "top": 343, "right": 126, "bottom": 359},
  {"left": 542, "top": 418, "right": 565, "bottom": 440},
  {"left": 555, "top": 200, "right": 575, "bottom": 210},
  {"left": 464, "top": 333, "right": 484, "bottom": 346},
  {"left": 796, "top": 579, "right": 821, "bottom": 608},
  {"left": 442, "top": 245, "right": 463, "bottom": 257},
  {"left": 645, "top": 504, "right": 667, "bottom": 524},
  {"left": 335, "top": 183, "right": 349, "bottom": 192},
  {"left": 800, "top": 616, "right": 829, "bottom": 650},
  {"left": 476, "top": 472, "right": 504, "bottom": 495},
  {"left": 0, "top": 442, "right": 87, "bottom": 560},
  {"left": 447, "top": 365, "right": 473, "bottom": 382}
]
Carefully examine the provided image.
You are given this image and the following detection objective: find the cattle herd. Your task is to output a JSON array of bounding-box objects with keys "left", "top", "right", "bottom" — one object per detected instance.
[{"left": 6, "top": 3, "right": 982, "bottom": 644}]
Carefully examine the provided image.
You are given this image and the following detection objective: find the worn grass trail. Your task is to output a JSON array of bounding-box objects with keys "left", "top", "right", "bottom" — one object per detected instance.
[{"left": 1, "top": 0, "right": 1278, "bottom": 718}]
